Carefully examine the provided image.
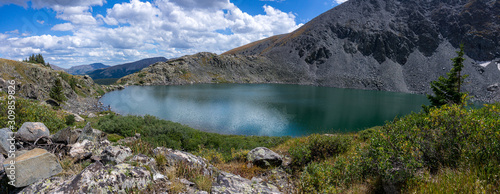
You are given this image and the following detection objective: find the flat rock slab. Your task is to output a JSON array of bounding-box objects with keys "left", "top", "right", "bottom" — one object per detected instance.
[
  {"left": 16, "top": 122, "right": 50, "bottom": 142},
  {"left": 212, "top": 171, "right": 281, "bottom": 194},
  {"left": 3, "top": 148, "right": 62, "bottom": 187}
]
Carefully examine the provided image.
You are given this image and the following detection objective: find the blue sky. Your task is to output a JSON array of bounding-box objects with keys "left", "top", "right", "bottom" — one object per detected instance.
[{"left": 0, "top": 0, "right": 347, "bottom": 67}]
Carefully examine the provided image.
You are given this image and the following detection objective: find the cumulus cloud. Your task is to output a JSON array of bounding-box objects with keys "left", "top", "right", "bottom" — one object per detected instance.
[
  {"left": 0, "top": 0, "right": 302, "bottom": 67},
  {"left": 51, "top": 23, "right": 74, "bottom": 31}
]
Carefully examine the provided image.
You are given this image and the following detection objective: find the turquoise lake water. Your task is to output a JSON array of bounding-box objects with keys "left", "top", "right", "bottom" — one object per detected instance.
[{"left": 99, "top": 84, "right": 429, "bottom": 136}]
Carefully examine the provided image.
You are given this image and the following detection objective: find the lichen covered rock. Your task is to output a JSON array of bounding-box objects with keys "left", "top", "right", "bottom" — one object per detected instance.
[
  {"left": 16, "top": 122, "right": 50, "bottom": 142},
  {"left": 22, "top": 161, "right": 151, "bottom": 193},
  {"left": 212, "top": 171, "right": 281, "bottom": 194}
]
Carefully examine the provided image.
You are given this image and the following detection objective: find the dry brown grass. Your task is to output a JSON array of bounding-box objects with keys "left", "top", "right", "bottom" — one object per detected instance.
[{"left": 215, "top": 161, "right": 266, "bottom": 180}]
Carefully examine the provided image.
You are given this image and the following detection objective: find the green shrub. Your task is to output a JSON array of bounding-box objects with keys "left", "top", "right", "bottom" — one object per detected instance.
[
  {"left": 290, "top": 134, "right": 352, "bottom": 167},
  {"left": 195, "top": 147, "right": 225, "bottom": 164},
  {"left": 298, "top": 153, "right": 364, "bottom": 193},
  {"left": 358, "top": 126, "right": 380, "bottom": 141},
  {"left": 65, "top": 114, "right": 75, "bottom": 126},
  {"left": 363, "top": 104, "right": 500, "bottom": 190},
  {"left": 93, "top": 114, "right": 290, "bottom": 158}
]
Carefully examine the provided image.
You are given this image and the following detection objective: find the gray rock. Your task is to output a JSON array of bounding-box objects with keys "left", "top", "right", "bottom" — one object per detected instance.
[
  {"left": 69, "top": 139, "right": 95, "bottom": 159},
  {"left": 73, "top": 113, "right": 85, "bottom": 122},
  {"left": 22, "top": 161, "right": 152, "bottom": 193},
  {"left": 100, "top": 145, "right": 133, "bottom": 164},
  {"left": 180, "top": 178, "right": 195, "bottom": 186},
  {"left": 212, "top": 171, "right": 281, "bottom": 194},
  {"left": 487, "top": 83, "right": 499, "bottom": 91},
  {"left": 87, "top": 113, "right": 96, "bottom": 118},
  {"left": 16, "top": 122, "right": 50, "bottom": 142},
  {"left": 247, "top": 147, "right": 282, "bottom": 168},
  {"left": 3, "top": 148, "right": 62, "bottom": 187},
  {"left": 0, "top": 128, "right": 14, "bottom": 156},
  {"left": 77, "top": 122, "right": 104, "bottom": 143},
  {"left": 51, "top": 127, "right": 82, "bottom": 144}
]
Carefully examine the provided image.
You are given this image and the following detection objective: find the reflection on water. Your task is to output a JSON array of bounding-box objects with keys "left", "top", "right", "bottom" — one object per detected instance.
[{"left": 99, "top": 84, "right": 429, "bottom": 136}]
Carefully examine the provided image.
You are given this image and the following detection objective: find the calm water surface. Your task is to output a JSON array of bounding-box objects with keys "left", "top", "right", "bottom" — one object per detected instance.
[{"left": 99, "top": 84, "right": 429, "bottom": 136}]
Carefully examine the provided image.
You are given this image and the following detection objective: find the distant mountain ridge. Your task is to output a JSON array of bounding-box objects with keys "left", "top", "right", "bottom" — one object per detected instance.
[
  {"left": 67, "top": 63, "right": 110, "bottom": 75},
  {"left": 87, "top": 57, "right": 167, "bottom": 79},
  {"left": 120, "top": 0, "right": 500, "bottom": 102}
]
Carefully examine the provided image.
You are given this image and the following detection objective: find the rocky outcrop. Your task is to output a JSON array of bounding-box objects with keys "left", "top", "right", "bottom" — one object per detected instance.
[
  {"left": 77, "top": 122, "right": 105, "bottom": 143},
  {"left": 16, "top": 122, "right": 50, "bottom": 142},
  {"left": 100, "top": 145, "right": 132, "bottom": 164},
  {"left": 22, "top": 161, "right": 151, "bottom": 193},
  {"left": 212, "top": 171, "right": 281, "bottom": 194},
  {"left": 3, "top": 148, "right": 62, "bottom": 187},
  {"left": 153, "top": 147, "right": 210, "bottom": 168},
  {"left": 247, "top": 147, "right": 283, "bottom": 168}
]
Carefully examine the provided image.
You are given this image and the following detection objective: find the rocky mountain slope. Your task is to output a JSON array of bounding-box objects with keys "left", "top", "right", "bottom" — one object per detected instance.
[
  {"left": 121, "top": 0, "right": 500, "bottom": 102},
  {"left": 0, "top": 58, "right": 108, "bottom": 114},
  {"left": 87, "top": 57, "right": 167, "bottom": 80}
]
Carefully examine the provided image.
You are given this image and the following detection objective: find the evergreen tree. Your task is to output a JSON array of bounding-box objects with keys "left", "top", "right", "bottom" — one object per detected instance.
[
  {"left": 424, "top": 44, "right": 468, "bottom": 111},
  {"left": 50, "top": 78, "right": 67, "bottom": 103}
]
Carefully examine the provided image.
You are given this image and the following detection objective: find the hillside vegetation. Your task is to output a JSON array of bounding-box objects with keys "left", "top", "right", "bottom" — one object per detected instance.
[{"left": 2, "top": 87, "right": 499, "bottom": 193}]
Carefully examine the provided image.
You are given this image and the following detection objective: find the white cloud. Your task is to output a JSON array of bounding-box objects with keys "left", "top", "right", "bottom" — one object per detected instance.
[
  {"left": 334, "top": 0, "right": 348, "bottom": 4},
  {"left": 0, "top": 0, "right": 302, "bottom": 67},
  {"left": 51, "top": 23, "right": 74, "bottom": 31}
]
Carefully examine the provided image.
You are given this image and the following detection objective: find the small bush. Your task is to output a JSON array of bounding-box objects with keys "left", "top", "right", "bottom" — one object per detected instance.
[
  {"left": 230, "top": 148, "right": 249, "bottom": 162},
  {"left": 193, "top": 175, "right": 212, "bottom": 192},
  {"left": 65, "top": 114, "right": 75, "bottom": 126},
  {"left": 358, "top": 126, "right": 380, "bottom": 141},
  {"left": 290, "top": 134, "right": 352, "bottom": 167},
  {"left": 195, "top": 147, "right": 225, "bottom": 164}
]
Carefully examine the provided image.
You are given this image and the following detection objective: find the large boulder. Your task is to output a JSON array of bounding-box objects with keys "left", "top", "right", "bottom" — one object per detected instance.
[
  {"left": 0, "top": 128, "right": 14, "bottom": 156},
  {"left": 212, "top": 171, "right": 281, "bottom": 194},
  {"left": 51, "top": 127, "right": 82, "bottom": 144},
  {"left": 247, "top": 147, "right": 283, "bottom": 168},
  {"left": 3, "top": 148, "right": 62, "bottom": 187},
  {"left": 21, "top": 161, "right": 152, "bottom": 193},
  {"left": 16, "top": 122, "right": 50, "bottom": 142},
  {"left": 77, "top": 122, "right": 104, "bottom": 143},
  {"left": 100, "top": 145, "right": 133, "bottom": 164}
]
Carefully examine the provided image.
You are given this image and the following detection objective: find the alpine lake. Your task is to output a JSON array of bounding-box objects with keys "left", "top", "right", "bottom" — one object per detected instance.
[{"left": 100, "top": 84, "right": 430, "bottom": 137}]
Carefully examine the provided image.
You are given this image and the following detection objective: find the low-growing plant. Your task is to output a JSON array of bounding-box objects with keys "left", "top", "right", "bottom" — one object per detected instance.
[
  {"left": 107, "top": 133, "right": 124, "bottom": 142},
  {"left": 195, "top": 146, "right": 225, "bottom": 164},
  {"left": 65, "top": 114, "right": 75, "bottom": 126},
  {"left": 290, "top": 134, "right": 352, "bottom": 167},
  {"left": 193, "top": 175, "right": 212, "bottom": 192}
]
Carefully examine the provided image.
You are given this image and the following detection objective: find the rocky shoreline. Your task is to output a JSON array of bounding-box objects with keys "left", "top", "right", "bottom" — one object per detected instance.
[{"left": 1, "top": 122, "right": 290, "bottom": 193}]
